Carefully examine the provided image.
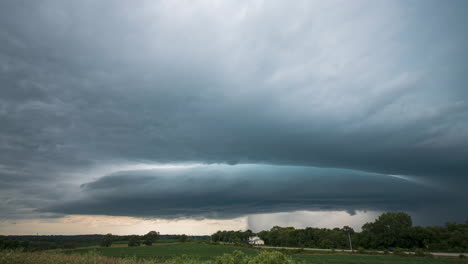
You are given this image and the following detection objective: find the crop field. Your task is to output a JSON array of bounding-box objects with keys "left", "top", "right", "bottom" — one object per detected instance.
[
  {"left": 63, "top": 243, "right": 257, "bottom": 261},
  {"left": 294, "top": 254, "right": 467, "bottom": 264},
  {"left": 59, "top": 243, "right": 468, "bottom": 264}
]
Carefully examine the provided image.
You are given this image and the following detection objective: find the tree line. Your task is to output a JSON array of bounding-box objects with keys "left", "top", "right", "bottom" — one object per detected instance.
[
  {"left": 0, "top": 233, "right": 202, "bottom": 251},
  {"left": 212, "top": 212, "right": 467, "bottom": 252},
  {"left": 211, "top": 230, "right": 255, "bottom": 243}
]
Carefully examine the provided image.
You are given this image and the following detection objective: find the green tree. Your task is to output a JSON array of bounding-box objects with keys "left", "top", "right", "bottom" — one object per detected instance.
[
  {"left": 178, "top": 234, "right": 188, "bottom": 242},
  {"left": 143, "top": 231, "right": 159, "bottom": 246},
  {"left": 99, "top": 233, "right": 113, "bottom": 247},
  {"left": 128, "top": 235, "right": 141, "bottom": 247},
  {"left": 361, "top": 212, "right": 412, "bottom": 249}
]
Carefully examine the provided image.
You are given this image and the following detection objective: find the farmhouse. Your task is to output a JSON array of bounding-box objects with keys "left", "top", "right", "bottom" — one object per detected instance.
[{"left": 248, "top": 236, "right": 264, "bottom": 245}]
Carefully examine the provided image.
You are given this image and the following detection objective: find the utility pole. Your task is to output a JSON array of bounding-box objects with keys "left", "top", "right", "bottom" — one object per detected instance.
[{"left": 348, "top": 232, "right": 353, "bottom": 253}]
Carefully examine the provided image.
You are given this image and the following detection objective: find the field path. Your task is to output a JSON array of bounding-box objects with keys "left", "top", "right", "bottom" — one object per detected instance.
[{"left": 256, "top": 246, "right": 467, "bottom": 257}]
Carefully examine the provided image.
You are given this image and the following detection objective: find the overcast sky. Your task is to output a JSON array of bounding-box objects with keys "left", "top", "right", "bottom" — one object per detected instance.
[{"left": 1, "top": 0, "right": 467, "bottom": 235}]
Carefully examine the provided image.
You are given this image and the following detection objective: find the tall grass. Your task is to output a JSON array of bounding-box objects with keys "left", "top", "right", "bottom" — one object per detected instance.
[
  {"left": 0, "top": 250, "right": 295, "bottom": 264},
  {"left": 0, "top": 250, "right": 161, "bottom": 264}
]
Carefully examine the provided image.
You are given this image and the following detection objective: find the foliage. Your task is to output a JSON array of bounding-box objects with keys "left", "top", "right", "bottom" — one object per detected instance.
[
  {"left": 100, "top": 233, "right": 113, "bottom": 247},
  {"left": 45, "top": 243, "right": 468, "bottom": 264},
  {"left": 255, "top": 213, "right": 468, "bottom": 252},
  {"left": 357, "top": 247, "right": 366, "bottom": 254},
  {"left": 143, "top": 231, "right": 160, "bottom": 246},
  {"left": 0, "top": 250, "right": 160, "bottom": 264},
  {"left": 211, "top": 230, "right": 254, "bottom": 244},
  {"left": 177, "top": 234, "right": 188, "bottom": 243},
  {"left": 0, "top": 234, "right": 209, "bottom": 252},
  {"left": 171, "top": 255, "right": 209, "bottom": 264},
  {"left": 0, "top": 235, "right": 106, "bottom": 251},
  {"left": 214, "top": 250, "right": 248, "bottom": 264},
  {"left": 64, "top": 242, "right": 257, "bottom": 261},
  {"left": 128, "top": 235, "right": 141, "bottom": 247},
  {"left": 360, "top": 212, "right": 412, "bottom": 249},
  {"left": 257, "top": 225, "right": 353, "bottom": 249},
  {"left": 393, "top": 248, "right": 406, "bottom": 256},
  {"left": 414, "top": 248, "right": 425, "bottom": 257},
  {"left": 249, "top": 251, "right": 294, "bottom": 264}
]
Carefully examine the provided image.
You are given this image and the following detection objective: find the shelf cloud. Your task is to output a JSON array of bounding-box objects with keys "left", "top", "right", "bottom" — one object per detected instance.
[{"left": 1, "top": 0, "right": 467, "bottom": 230}]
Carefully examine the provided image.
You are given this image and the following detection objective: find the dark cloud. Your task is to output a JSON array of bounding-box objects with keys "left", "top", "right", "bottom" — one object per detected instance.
[
  {"left": 42, "top": 165, "right": 466, "bottom": 225},
  {"left": 0, "top": 0, "right": 467, "bottom": 224}
]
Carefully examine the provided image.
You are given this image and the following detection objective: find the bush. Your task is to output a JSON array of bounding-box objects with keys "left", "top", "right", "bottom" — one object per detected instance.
[
  {"left": 414, "top": 248, "right": 425, "bottom": 257},
  {"left": 357, "top": 247, "right": 366, "bottom": 254},
  {"left": 459, "top": 254, "right": 466, "bottom": 259},
  {"left": 248, "top": 251, "right": 295, "bottom": 264},
  {"left": 178, "top": 234, "right": 188, "bottom": 243},
  {"left": 393, "top": 248, "right": 406, "bottom": 256},
  {"left": 214, "top": 250, "right": 248, "bottom": 264}
]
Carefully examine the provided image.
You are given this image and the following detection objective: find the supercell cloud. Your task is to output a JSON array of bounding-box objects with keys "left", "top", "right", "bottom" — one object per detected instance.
[{"left": 0, "top": 0, "right": 467, "bottom": 228}]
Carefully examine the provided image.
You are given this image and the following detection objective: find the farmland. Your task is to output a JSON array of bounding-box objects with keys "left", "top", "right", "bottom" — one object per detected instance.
[
  {"left": 55, "top": 243, "right": 468, "bottom": 264},
  {"left": 63, "top": 243, "right": 257, "bottom": 261}
]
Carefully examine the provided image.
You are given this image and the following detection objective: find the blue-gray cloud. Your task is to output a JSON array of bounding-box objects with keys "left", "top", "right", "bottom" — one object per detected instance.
[
  {"left": 42, "top": 165, "right": 466, "bottom": 225},
  {"left": 0, "top": 0, "right": 467, "bottom": 224}
]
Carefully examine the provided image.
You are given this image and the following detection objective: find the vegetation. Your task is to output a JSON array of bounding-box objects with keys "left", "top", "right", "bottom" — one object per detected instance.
[
  {"left": 0, "top": 235, "right": 108, "bottom": 251},
  {"left": 128, "top": 236, "right": 141, "bottom": 247},
  {"left": 0, "top": 250, "right": 294, "bottom": 264},
  {"left": 176, "top": 234, "right": 188, "bottom": 243},
  {"left": 0, "top": 211, "right": 466, "bottom": 264},
  {"left": 3, "top": 246, "right": 467, "bottom": 264},
  {"left": 101, "top": 233, "right": 114, "bottom": 247},
  {"left": 64, "top": 243, "right": 257, "bottom": 261},
  {"left": 143, "top": 231, "right": 160, "bottom": 246},
  {"left": 256, "top": 212, "right": 468, "bottom": 252},
  {"left": 211, "top": 230, "right": 254, "bottom": 243}
]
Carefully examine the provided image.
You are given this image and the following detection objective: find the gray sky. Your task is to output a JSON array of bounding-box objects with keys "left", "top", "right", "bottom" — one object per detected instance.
[{"left": 0, "top": 0, "right": 467, "bottom": 235}]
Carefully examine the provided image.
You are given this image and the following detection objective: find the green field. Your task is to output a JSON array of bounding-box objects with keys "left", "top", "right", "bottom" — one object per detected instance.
[
  {"left": 112, "top": 238, "right": 181, "bottom": 245},
  {"left": 64, "top": 243, "right": 257, "bottom": 261},
  {"left": 294, "top": 254, "right": 467, "bottom": 264},
  {"left": 61, "top": 243, "right": 468, "bottom": 264}
]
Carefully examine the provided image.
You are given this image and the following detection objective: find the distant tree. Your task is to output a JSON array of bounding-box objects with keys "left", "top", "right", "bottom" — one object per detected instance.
[
  {"left": 342, "top": 226, "right": 354, "bottom": 235},
  {"left": 178, "top": 234, "right": 188, "bottom": 242},
  {"left": 100, "top": 233, "right": 113, "bottom": 247},
  {"left": 128, "top": 235, "right": 141, "bottom": 247},
  {"left": 143, "top": 231, "right": 159, "bottom": 246}
]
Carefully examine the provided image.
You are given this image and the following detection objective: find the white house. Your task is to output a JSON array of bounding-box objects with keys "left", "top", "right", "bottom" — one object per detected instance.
[{"left": 248, "top": 236, "right": 265, "bottom": 245}]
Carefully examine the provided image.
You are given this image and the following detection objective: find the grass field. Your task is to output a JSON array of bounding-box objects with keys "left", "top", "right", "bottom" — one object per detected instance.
[
  {"left": 60, "top": 243, "right": 468, "bottom": 264},
  {"left": 64, "top": 243, "right": 257, "bottom": 261},
  {"left": 294, "top": 254, "right": 467, "bottom": 264}
]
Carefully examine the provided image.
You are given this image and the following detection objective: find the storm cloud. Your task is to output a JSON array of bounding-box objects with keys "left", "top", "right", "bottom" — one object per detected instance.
[
  {"left": 1, "top": 0, "right": 467, "bottom": 227},
  {"left": 43, "top": 165, "right": 463, "bottom": 223}
]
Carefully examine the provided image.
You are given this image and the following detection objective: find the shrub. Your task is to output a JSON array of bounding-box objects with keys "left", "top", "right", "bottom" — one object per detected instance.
[
  {"left": 393, "top": 248, "right": 406, "bottom": 256},
  {"left": 248, "top": 251, "right": 295, "bottom": 264},
  {"left": 171, "top": 255, "right": 207, "bottom": 264},
  {"left": 357, "top": 247, "right": 366, "bottom": 254},
  {"left": 459, "top": 254, "right": 466, "bottom": 259},
  {"left": 178, "top": 234, "right": 188, "bottom": 243},
  {"left": 414, "top": 248, "right": 425, "bottom": 257}
]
